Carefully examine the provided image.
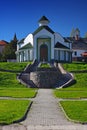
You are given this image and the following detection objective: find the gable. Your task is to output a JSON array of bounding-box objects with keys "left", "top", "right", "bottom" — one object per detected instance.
[{"left": 33, "top": 26, "right": 54, "bottom": 35}]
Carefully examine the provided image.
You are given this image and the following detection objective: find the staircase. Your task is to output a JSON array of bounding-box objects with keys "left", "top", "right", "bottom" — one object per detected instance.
[
  {"left": 17, "top": 61, "right": 75, "bottom": 88},
  {"left": 17, "top": 60, "right": 39, "bottom": 88},
  {"left": 54, "top": 64, "right": 76, "bottom": 88}
]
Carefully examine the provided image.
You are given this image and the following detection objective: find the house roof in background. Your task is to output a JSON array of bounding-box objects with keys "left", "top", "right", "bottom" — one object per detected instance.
[
  {"left": 0, "top": 40, "right": 8, "bottom": 46},
  {"left": 81, "top": 52, "right": 87, "bottom": 56},
  {"left": 65, "top": 37, "right": 87, "bottom": 50}
]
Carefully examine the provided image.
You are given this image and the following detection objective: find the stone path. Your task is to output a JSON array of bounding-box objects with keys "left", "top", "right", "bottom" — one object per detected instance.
[
  {"left": 21, "top": 89, "right": 73, "bottom": 125},
  {"left": 0, "top": 89, "right": 87, "bottom": 130}
]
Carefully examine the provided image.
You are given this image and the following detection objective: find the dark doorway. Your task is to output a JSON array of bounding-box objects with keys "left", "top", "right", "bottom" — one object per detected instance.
[{"left": 40, "top": 44, "right": 48, "bottom": 61}]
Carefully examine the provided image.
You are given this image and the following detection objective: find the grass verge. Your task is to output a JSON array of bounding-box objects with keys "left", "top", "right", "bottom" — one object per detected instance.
[
  {"left": 60, "top": 101, "right": 87, "bottom": 123},
  {"left": 63, "top": 62, "right": 87, "bottom": 72},
  {"left": 54, "top": 90, "right": 87, "bottom": 99},
  {"left": 0, "top": 100, "right": 31, "bottom": 125},
  {"left": 0, "top": 88, "right": 37, "bottom": 98},
  {"left": 54, "top": 73, "right": 87, "bottom": 98}
]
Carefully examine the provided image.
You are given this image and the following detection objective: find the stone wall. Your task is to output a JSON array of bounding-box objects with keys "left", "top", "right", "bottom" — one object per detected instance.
[{"left": 30, "top": 70, "right": 59, "bottom": 88}]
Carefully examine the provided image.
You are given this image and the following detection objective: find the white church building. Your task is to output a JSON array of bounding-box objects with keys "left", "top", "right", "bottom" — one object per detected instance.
[{"left": 16, "top": 16, "right": 72, "bottom": 63}]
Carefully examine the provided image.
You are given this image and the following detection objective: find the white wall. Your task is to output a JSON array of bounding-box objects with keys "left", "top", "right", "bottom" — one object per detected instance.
[
  {"left": 72, "top": 49, "right": 87, "bottom": 57},
  {"left": 54, "top": 32, "right": 71, "bottom": 48},
  {"left": 24, "top": 33, "right": 33, "bottom": 46},
  {"left": 54, "top": 32, "right": 64, "bottom": 44},
  {"left": 33, "top": 28, "right": 55, "bottom": 60}
]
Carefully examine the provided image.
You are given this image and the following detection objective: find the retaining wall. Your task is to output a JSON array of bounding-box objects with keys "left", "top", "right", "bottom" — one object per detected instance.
[{"left": 30, "top": 70, "right": 59, "bottom": 88}]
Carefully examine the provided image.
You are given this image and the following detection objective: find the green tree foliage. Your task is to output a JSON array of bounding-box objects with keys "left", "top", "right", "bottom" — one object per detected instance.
[
  {"left": 0, "top": 52, "right": 2, "bottom": 61},
  {"left": 2, "top": 34, "right": 18, "bottom": 61}
]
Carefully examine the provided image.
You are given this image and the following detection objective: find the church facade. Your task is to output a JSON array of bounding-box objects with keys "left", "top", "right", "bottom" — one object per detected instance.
[{"left": 16, "top": 16, "right": 72, "bottom": 62}]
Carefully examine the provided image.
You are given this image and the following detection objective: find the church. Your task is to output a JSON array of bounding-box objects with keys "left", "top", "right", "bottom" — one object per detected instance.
[{"left": 16, "top": 16, "right": 72, "bottom": 63}]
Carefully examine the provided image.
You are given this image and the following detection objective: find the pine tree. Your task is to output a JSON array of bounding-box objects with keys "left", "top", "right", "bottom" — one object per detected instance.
[{"left": 2, "top": 33, "right": 18, "bottom": 61}]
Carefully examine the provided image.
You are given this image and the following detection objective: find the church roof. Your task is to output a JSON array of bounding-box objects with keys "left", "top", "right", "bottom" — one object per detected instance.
[
  {"left": 19, "top": 43, "right": 33, "bottom": 50},
  {"left": 38, "top": 16, "right": 50, "bottom": 22},
  {"left": 33, "top": 25, "right": 54, "bottom": 35},
  {"left": 66, "top": 37, "right": 87, "bottom": 50},
  {"left": 55, "top": 42, "right": 69, "bottom": 49},
  {"left": 72, "top": 41, "right": 87, "bottom": 50},
  {"left": 18, "top": 38, "right": 24, "bottom": 44}
]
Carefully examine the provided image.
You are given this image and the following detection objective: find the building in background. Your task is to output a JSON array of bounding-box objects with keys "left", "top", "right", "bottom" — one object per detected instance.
[
  {"left": 0, "top": 40, "right": 8, "bottom": 54},
  {"left": 66, "top": 29, "right": 87, "bottom": 61}
]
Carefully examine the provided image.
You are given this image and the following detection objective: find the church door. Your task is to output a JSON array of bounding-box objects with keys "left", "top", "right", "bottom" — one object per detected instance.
[{"left": 40, "top": 44, "right": 48, "bottom": 61}]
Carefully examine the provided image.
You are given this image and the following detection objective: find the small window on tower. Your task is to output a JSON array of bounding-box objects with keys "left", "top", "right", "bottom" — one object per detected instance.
[{"left": 74, "top": 51, "right": 77, "bottom": 56}]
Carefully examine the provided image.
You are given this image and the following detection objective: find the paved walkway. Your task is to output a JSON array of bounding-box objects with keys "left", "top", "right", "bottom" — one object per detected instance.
[
  {"left": 1, "top": 89, "right": 87, "bottom": 130},
  {"left": 21, "top": 89, "right": 73, "bottom": 126}
]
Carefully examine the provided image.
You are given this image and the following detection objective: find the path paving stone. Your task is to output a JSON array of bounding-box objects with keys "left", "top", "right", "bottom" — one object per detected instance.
[
  {"left": 27, "top": 125, "right": 87, "bottom": 130},
  {"left": 2, "top": 125, "right": 26, "bottom": 130},
  {"left": 1, "top": 89, "right": 87, "bottom": 130},
  {"left": 21, "top": 89, "right": 73, "bottom": 126}
]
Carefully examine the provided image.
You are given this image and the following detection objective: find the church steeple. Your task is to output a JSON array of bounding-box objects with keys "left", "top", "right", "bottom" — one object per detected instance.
[{"left": 38, "top": 16, "right": 50, "bottom": 26}]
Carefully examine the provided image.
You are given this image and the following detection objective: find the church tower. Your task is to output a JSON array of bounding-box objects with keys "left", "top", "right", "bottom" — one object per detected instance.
[{"left": 38, "top": 16, "right": 50, "bottom": 26}]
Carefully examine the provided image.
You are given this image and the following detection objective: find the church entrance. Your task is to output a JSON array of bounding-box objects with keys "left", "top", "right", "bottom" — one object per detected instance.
[{"left": 40, "top": 44, "right": 48, "bottom": 61}]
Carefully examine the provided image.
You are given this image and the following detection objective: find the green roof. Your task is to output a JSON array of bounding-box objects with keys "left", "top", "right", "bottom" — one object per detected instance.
[
  {"left": 33, "top": 26, "right": 54, "bottom": 35},
  {"left": 19, "top": 43, "right": 33, "bottom": 50},
  {"left": 55, "top": 42, "right": 69, "bottom": 49}
]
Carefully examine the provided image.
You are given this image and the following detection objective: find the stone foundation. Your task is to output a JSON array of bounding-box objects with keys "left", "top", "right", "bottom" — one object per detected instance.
[{"left": 30, "top": 70, "right": 59, "bottom": 88}]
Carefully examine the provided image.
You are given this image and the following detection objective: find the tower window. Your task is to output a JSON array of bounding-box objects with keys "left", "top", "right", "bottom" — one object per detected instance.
[{"left": 74, "top": 51, "right": 77, "bottom": 56}]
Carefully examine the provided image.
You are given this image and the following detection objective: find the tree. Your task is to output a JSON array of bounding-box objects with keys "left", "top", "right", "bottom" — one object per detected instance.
[
  {"left": 2, "top": 33, "right": 18, "bottom": 61},
  {"left": 0, "top": 52, "right": 2, "bottom": 61}
]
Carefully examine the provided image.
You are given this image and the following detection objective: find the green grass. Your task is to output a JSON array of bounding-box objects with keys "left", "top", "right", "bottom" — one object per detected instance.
[
  {"left": 54, "top": 73, "right": 87, "bottom": 98},
  {"left": 0, "top": 100, "right": 31, "bottom": 124},
  {"left": 39, "top": 63, "right": 51, "bottom": 68},
  {"left": 60, "top": 101, "right": 87, "bottom": 123},
  {"left": 0, "top": 72, "right": 23, "bottom": 88},
  {"left": 0, "top": 62, "right": 37, "bottom": 124},
  {"left": 0, "top": 62, "right": 28, "bottom": 71},
  {"left": 0, "top": 62, "right": 37, "bottom": 98},
  {"left": 0, "top": 88, "right": 37, "bottom": 98},
  {"left": 54, "top": 62, "right": 87, "bottom": 99},
  {"left": 63, "top": 62, "right": 87, "bottom": 72},
  {"left": 54, "top": 62, "right": 87, "bottom": 123},
  {"left": 54, "top": 90, "right": 87, "bottom": 99}
]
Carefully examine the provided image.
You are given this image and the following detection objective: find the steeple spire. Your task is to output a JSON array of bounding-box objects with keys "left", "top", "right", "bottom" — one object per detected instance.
[{"left": 38, "top": 16, "right": 50, "bottom": 26}]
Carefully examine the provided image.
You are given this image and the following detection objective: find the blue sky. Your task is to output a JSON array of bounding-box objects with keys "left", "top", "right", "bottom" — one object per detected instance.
[{"left": 0, "top": 0, "right": 87, "bottom": 42}]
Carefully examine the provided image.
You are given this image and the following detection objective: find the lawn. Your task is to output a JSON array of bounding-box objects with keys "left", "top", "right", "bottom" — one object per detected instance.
[
  {"left": 0, "top": 62, "right": 37, "bottom": 125},
  {"left": 0, "top": 62, "right": 28, "bottom": 71},
  {"left": 39, "top": 63, "right": 51, "bottom": 68},
  {"left": 54, "top": 62, "right": 87, "bottom": 99},
  {"left": 54, "top": 73, "right": 87, "bottom": 99},
  {"left": 0, "top": 100, "right": 31, "bottom": 124},
  {"left": 54, "top": 62, "right": 87, "bottom": 123},
  {"left": 63, "top": 62, "right": 87, "bottom": 72},
  {"left": 60, "top": 101, "right": 87, "bottom": 123},
  {"left": 0, "top": 62, "right": 37, "bottom": 98},
  {"left": 0, "top": 88, "right": 37, "bottom": 98}
]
